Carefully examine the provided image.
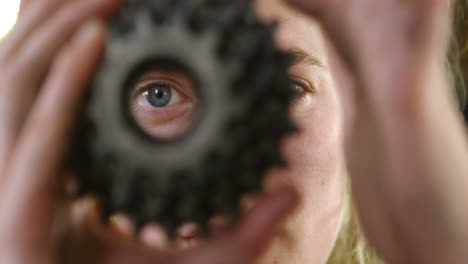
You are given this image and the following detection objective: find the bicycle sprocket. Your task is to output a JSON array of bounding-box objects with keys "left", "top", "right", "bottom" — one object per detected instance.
[{"left": 70, "top": 0, "right": 296, "bottom": 237}]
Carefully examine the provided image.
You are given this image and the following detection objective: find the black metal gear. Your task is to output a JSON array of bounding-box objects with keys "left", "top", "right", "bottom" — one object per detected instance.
[{"left": 69, "top": 0, "right": 296, "bottom": 237}]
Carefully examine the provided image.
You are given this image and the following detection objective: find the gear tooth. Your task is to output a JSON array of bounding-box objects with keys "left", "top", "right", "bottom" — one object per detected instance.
[
  {"left": 225, "top": 118, "right": 250, "bottom": 145},
  {"left": 191, "top": 203, "right": 213, "bottom": 238},
  {"left": 278, "top": 50, "right": 295, "bottom": 67},
  {"left": 228, "top": 195, "right": 241, "bottom": 219},
  {"left": 176, "top": 196, "right": 199, "bottom": 220},
  {"left": 239, "top": 170, "right": 262, "bottom": 192},
  {"left": 148, "top": 0, "right": 192, "bottom": 25},
  {"left": 110, "top": 17, "right": 134, "bottom": 36},
  {"left": 218, "top": 26, "right": 262, "bottom": 60},
  {"left": 98, "top": 195, "right": 114, "bottom": 221},
  {"left": 130, "top": 213, "right": 145, "bottom": 234},
  {"left": 149, "top": 5, "right": 169, "bottom": 25},
  {"left": 285, "top": 121, "right": 299, "bottom": 134},
  {"left": 110, "top": 184, "right": 131, "bottom": 212},
  {"left": 198, "top": 222, "right": 210, "bottom": 238},
  {"left": 162, "top": 218, "right": 180, "bottom": 239},
  {"left": 107, "top": 173, "right": 136, "bottom": 214},
  {"left": 212, "top": 4, "right": 241, "bottom": 29},
  {"left": 187, "top": 0, "right": 227, "bottom": 34},
  {"left": 240, "top": 150, "right": 258, "bottom": 169},
  {"left": 258, "top": 140, "right": 277, "bottom": 160},
  {"left": 240, "top": 1, "right": 256, "bottom": 25},
  {"left": 271, "top": 150, "right": 288, "bottom": 168},
  {"left": 145, "top": 197, "right": 166, "bottom": 222},
  {"left": 248, "top": 64, "right": 277, "bottom": 97},
  {"left": 259, "top": 102, "right": 279, "bottom": 119},
  {"left": 187, "top": 5, "right": 209, "bottom": 33},
  {"left": 232, "top": 80, "right": 252, "bottom": 98},
  {"left": 172, "top": 170, "right": 202, "bottom": 221},
  {"left": 126, "top": 207, "right": 151, "bottom": 235},
  {"left": 133, "top": 171, "right": 162, "bottom": 218},
  {"left": 68, "top": 116, "right": 96, "bottom": 195},
  {"left": 187, "top": 16, "right": 204, "bottom": 34},
  {"left": 267, "top": 21, "right": 279, "bottom": 32},
  {"left": 211, "top": 179, "right": 240, "bottom": 218}
]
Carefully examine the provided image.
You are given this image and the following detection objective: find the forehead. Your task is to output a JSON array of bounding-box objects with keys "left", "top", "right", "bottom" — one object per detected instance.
[{"left": 254, "top": 0, "right": 328, "bottom": 65}]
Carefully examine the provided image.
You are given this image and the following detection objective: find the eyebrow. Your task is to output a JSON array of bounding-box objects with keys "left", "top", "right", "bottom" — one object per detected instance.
[{"left": 288, "top": 48, "right": 325, "bottom": 68}]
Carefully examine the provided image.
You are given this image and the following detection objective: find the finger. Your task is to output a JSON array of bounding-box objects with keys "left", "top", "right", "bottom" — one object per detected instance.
[
  {"left": 173, "top": 188, "right": 299, "bottom": 264},
  {"left": 208, "top": 215, "right": 230, "bottom": 235},
  {"left": 0, "top": 0, "right": 66, "bottom": 168},
  {"left": 70, "top": 196, "right": 102, "bottom": 228},
  {"left": 19, "top": 0, "right": 38, "bottom": 14},
  {"left": 0, "top": 0, "right": 119, "bottom": 178},
  {"left": 175, "top": 222, "right": 200, "bottom": 250},
  {"left": 240, "top": 193, "right": 261, "bottom": 212},
  {"left": 94, "top": 188, "right": 298, "bottom": 264},
  {"left": 1, "top": 0, "right": 64, "bottom": 61},
  {"left": 19, "top": 0, "right": 34, "bottom": 14},
  {"left": 109, "top": 214, "right": 136, "bottom": 237},
  {"left": 13, "top": 0, "right": 119, "bottom": 79},
  {"left": 60, "top": 196, "right": 111, "bottom": 264},
  {"left": 139, "top": 223, "right": 170, "bottom": 251},
  {"left": 0, "top": 20, "right": 107, "bottom": 251},
  {"left": 0, "top": 0, "right": 119, "bottom": 153}
]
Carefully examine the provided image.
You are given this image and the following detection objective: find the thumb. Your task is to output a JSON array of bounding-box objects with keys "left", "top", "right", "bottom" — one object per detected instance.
[
  {"left": 95, "top": 188, "right": 299, "bottom": 264},
  {"left": 19, "top": 0, "right": 33, "bottom": 14},
  {"left": 176, "top": 187, "right": 299, "bottom": 264}
]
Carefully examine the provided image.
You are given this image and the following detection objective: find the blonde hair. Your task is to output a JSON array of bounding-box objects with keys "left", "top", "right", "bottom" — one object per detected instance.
[
  {"left": 326, "top": 185, "right": 382, "bottom": 264},
  {"left": 327, "top": 1, "right": 468, "bottom": 263},
  {"left": 449, "top": 0, "right": 468, "bottom": 111}
]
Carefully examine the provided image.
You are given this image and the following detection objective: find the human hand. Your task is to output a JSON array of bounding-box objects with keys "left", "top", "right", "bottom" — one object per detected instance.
[
  {"left": 285, "top": 0, "right": 468, "bottom": 263},
  {"left": 0, "top": 0, "right": 298, "bottom": 263}
]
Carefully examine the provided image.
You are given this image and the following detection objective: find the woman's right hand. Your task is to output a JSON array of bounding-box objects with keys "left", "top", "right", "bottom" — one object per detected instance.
[{"left": 0, "top": 0, "right": 298, "bottom": 263}]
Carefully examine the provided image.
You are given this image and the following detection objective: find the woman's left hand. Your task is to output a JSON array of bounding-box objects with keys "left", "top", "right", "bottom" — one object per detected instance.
[{"left": 285, "top": 0, "right": 468, "bottom": 263}]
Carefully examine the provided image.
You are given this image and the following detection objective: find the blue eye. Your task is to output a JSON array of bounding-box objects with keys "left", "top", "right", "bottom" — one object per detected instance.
[{"left": 144, "top": 84, "right": 172, "bottom": 107}]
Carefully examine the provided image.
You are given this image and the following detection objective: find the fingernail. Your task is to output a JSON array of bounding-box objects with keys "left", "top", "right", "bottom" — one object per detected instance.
[
  {"left": 177, "top": 222, "right": 199, "bottom": 238},
  {"left": 140, "top": 224, "right": 169, "bottom": 249},
  {"left": 110, "top": 214, "right": 135, "bottom": 236},
  {"left": 75, "top": 19, "right": 106, "bottom": 43}
]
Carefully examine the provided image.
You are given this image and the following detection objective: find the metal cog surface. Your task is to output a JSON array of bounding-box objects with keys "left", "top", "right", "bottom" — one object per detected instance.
[{"left": 69, "top": 0, "right": 296, "bottom": 237}]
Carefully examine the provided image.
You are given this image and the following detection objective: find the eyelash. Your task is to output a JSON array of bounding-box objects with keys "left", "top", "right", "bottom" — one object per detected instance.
[
  {"left": 133, "top": 79, "right": 176, "bottom": 96},
  {"left": 291, "top": 77, "right": 315, "bottom": 95}
]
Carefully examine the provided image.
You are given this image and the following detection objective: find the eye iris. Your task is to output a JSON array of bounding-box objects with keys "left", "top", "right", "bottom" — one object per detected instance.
[
  {"left": 146, "top": 85, "right": 172, "bottom": 107},
  {"left": 291, "top": 83, "right": 304, "bottom": 97}
]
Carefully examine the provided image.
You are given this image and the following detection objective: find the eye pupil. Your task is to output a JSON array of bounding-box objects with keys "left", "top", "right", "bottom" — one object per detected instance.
[
  {"left": 146, "top": 85, "right": 172, "bottom": 107},
  {"left": 155, "top": 89, "right": 165, "bottom": 99},
  {"left": 291, "top": 82, "right": 304, "bottom": 97}
]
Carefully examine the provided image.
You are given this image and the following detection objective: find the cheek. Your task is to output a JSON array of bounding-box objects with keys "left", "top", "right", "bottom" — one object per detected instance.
[
  {"left": 261, "top": 90, "right": 346, "bottom": 263},
  {"left": 288, "top": 114, "right": 338, "bottom": 170},
  {"left": 263, "top": 83, "right": 345, "bottom": 221},
  {"left": 267, "top": 90, "right": 344, "bottom": 192}
]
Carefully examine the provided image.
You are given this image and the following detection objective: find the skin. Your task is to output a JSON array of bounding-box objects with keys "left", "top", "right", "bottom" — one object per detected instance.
[
  {"left": 255, "top": 0, "right": 345, "bottom": 263},
  {"left": 1, "top": 0, "right": 468, "bottom": 264}
]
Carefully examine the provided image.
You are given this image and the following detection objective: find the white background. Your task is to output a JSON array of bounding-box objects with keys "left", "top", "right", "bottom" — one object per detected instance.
[{"left": 0, "top": 0, "right": 20, "bottom": 39}]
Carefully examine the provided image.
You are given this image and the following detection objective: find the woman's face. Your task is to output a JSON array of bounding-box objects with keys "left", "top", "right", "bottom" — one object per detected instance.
[
  {"left": 255, "top": 0, "right": 346, "bottom": 263},
  {"left": 130, "top": 0, "right": 346, "bottom": 262}
]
